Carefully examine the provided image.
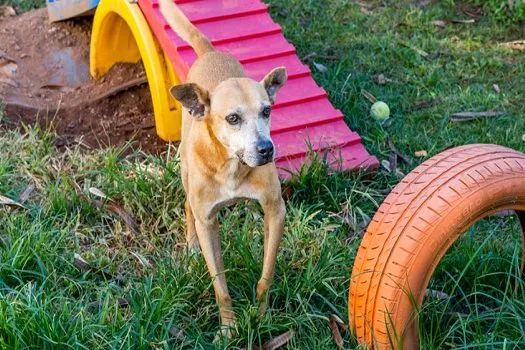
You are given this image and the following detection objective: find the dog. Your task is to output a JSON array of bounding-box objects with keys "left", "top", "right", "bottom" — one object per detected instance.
[{"left": 159, "top": 0, "right": 287, "bottom": 339}]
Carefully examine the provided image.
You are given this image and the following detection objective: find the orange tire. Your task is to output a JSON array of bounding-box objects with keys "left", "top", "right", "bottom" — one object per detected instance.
[{"left": 348, "top": 144, "right": 525, "bottom": 349}]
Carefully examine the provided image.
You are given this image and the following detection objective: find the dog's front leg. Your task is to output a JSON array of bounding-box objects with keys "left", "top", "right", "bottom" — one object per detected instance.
[
  {"left": 194, "top": 216, "right": 237, "bottom": 338},
  {"left": 184, "top": 200, "right": 200, "bottom": 253},
  {"left": 256, "top": 197, "right": 286, "bottom": 316}
]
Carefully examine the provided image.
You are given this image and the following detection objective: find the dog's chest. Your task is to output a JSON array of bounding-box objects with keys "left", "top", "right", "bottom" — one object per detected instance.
[
  {"left": 204, "top": 160, "right": 265, "bottom": 215},
  {"left": 206, "top": 184, "right": 258, "bottom": 216},
  {"left": 221, "top": 179, "right": 258, "bottom": 202}
]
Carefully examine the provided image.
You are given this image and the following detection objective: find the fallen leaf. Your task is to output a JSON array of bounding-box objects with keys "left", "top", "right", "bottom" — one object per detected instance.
[
  {"left": 400, "top": 40, "right": 429, "bottom": 57},
  {"left": 499, "top": 40, "right": 525, "bottom": 51},
  {"left": 117, "top": 298, "right": 130, "bottom": 307},
  {"left": 302, "top": 52, "right": 317, "bottom": 62},
  {"left": 0, "top": 61, "right": 17, "bottom": 77},
  {"left": 330, "top": 314, "right": 346, "bottom": 327},
  {"left": 379, "top": 188, "right": 392, "bottom": 196},
  {"left": 388, "top": 151, "right": 398, "bottom": 174},
  {"left": 414, "top": 0, "right": 433, "bottom": 8},
  {"left": 361, "top": 89, "right": 377, "bottom": 104},
  {"left": 313, "top": 62, "right": 328, "bottom": 73},
  {"left": 169, "top": 325, "right": 186, "bottom": 340},
  {"left": 360, "top": 6, "right": 372, "bottom": 15},
  {"left": 131, "top": 251, "right": 152, "bottom": 268},
  {"left": 104, "top": 202, "right": 140, "bottom": 235},
  {"left": 0, "top": 6, "right": 16, "bottom": 17},
  {"left": 260, "top": 330, "right": 293, "bottom": 350},
  {"left": 81, "top": 183, "right": 140, "bottom": 236},
  {"left": 451, "top": 18, "right": 476, "bottom": 24},
  {"left": 137, "top": 163, "right": 165, "bottom": 178},
  {"left": 0, "top": 194, "right": 25, "bottom": 209},
  {"left": 426, "top": 289, "right": 450, "bottom": 300},
  {"left": 493, "top": 84, "right": 501, "bottom": 93},
  {"left": 381, "top": 159, "right": 392, "bottom": 173},
  {"left": 388, "top": 138, "right": 413, "bottom": 165},
  {"left": 39, "top": 84, "right": 76, "bottom": 93},
  {"left": 431, "top": 20, "right": 447, "bottom": 27},
  {"left": 412, "top": 97, "right": 443, "bottom": 111},
  {"left": 461, "top": 4, "right": 483, "bottom": 19},
  {"left": 395, "top": 169, "right": 406, "bottom": 178},
  {"left": 357, "top": 1, "right": 376, "bottom": 14},
  {"left": 74, "top": 253, "right": 117, "bottom": 281},
  {"left": 74, "top": 253, "right": 91, "bottom": 271},
  {"left": 450, "top": 111, "right": 505, "bottom": 121},
  {"left": 0, "top": 52, "right": 17, "bottom": 77},
  {"left": 372, "top": 73, "right": 391, "bottom": 85},
  {"left": 415, "top": 150, "right": 428, "bottom": 157},
  {"left": 447, "top": 307, "right": 501, "bottom": 319},
  {"left": 89, "top": 187, "right": 108, "bottom": 199},
  {"left": 498, "top": 40, "right": 525, "bottom": 51},
  {"left": 87, "top": 297, "right": 130, "bottom": 310},
  {"left": 19, "top": 184, "right": 35, "bottom": 204},
  {"left": 329, "top": 316, "right": 344, "bottom": 349}
]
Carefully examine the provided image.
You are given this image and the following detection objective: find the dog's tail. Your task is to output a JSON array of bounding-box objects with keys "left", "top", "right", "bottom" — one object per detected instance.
[{"left": 158, "top": 0, "right": 214, "bottom": 57}]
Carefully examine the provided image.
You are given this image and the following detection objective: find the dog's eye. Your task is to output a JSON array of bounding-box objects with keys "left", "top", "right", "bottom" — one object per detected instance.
[
  {"left": 262, "top": 106, "right": 271, "bottom": 118},
  {"left": 226, "top": 113, "right": 241, "bottom": 125}
]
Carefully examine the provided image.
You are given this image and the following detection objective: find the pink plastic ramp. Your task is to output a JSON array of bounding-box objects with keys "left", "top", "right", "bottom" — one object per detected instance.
[{"left": 139, "top": 0, "right": 379, "bottom": 177}]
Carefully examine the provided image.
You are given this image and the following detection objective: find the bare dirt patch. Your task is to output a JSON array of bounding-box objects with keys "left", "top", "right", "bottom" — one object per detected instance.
[{"left": 0, "top": 9, "right": 167, "bottom": 153}]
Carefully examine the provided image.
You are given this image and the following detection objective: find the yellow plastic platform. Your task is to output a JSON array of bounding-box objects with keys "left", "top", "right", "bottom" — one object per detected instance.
[{"left": 90, "top": 0, "right": 181, "bottom": 141}]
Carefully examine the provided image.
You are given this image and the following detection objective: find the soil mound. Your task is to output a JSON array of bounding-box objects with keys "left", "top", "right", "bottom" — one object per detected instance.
[{"left": 0, "top": 9, "right": 166, "bottom": 153}]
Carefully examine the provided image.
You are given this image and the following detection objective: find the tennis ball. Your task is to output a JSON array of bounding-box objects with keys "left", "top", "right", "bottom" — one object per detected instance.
[{"left": 371, "top": 101, "right": 390, "bottom": 121}]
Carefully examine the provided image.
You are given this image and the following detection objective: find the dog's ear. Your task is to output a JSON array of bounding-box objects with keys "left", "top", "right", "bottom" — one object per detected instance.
[
  {"left": 261, "top": 67, "right": 287, "bottom": 104},
  {"left": 170, "top": 83, "right": 210, "bottom": 119}
]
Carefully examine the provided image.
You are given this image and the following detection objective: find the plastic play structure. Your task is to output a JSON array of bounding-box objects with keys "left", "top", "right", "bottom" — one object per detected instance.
[
  {"left": 45, "top": 2, "right": 525, "bottom": 349},
  {"left": 46, "top": 0, "right": 379, "bottom": 178},
  {"left": 349, "top": 144, "right": 525, "bottom": 349}
]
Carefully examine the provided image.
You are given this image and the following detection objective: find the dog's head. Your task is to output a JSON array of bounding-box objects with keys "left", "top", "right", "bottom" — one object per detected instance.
[{"left": 171, "top": 67, "right": 287, "bottom": 167}]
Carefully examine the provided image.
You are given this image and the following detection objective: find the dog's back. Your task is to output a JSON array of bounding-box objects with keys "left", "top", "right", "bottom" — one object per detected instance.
[{"left": 187, "top": 52, "right": 246, "bottom": 92}]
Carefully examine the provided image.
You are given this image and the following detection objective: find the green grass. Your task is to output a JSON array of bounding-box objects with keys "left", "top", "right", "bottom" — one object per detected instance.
[
  {"left": 1, "top": 0, "right": 525, "bottom": 349},
  {"left": 1, "top": 0, "right": 44, "bottom": 11}
]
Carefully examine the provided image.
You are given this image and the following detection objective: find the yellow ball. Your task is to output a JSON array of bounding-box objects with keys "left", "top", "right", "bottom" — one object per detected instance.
[{"left": 371, "top": 101, "right": 390, "bottom": 121}]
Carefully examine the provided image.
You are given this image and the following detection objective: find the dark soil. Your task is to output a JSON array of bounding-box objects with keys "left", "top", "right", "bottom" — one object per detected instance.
[{"left": 0, "top": 8, "right": 168, "bottom": 153}]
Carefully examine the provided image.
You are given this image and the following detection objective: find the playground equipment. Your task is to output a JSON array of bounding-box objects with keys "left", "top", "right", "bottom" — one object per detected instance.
[
  {"left": 349, "top": 144, "right": 525, "bottom": 349},
  {"left": 46, "top": 0, "right": 99, "bottom": 22},
  {"left": 46, "top": 0, "right": 378, "bottom": 177}
]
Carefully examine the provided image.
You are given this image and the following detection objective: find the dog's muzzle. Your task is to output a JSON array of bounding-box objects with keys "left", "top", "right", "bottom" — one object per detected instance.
[{"left": 256, "top": 139, "right": 274, "bottom": 166}]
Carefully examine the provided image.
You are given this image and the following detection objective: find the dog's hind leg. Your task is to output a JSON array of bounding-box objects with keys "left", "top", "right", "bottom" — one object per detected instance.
[{"left": 256, "top": 197, "right": 286, "bottom": 316}]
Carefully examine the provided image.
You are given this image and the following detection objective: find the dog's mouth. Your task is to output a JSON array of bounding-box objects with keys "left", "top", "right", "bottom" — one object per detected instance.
[
  {"left": 256, "top": 156, "right": 273, "bottom": 166},
  {"left": 236, "top": 150, "right": 248, "bottom": 166},
  {"left": 237, "top": 156, "right": 247, "bottom": 166},
  {"left": 236, "top": 150, "right": 273, "bottom": 167}
]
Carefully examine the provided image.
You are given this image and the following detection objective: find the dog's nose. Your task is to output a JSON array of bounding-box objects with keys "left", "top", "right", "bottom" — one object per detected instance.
[{"left": 257, "top": 140, "right": 274, "bottom": 158}]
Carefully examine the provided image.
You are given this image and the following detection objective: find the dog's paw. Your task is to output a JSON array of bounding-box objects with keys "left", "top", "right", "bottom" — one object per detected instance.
[
  {"left": 213, "top": 324, "right": 236, "bottom": 343},
  {"left": 257, "top": 302, "right": 268, "bottom": 320},
  {"left": 256, "top": 291, "right": 270, "bottom": 320},
  {"left": 186, "top": 242, "right": 201, "bottom": 256}
]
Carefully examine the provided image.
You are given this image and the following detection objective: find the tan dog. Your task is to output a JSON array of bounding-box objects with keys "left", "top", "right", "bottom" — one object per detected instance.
[{"left": 159, "top": 0, "right": 287, "bottom": 338}]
